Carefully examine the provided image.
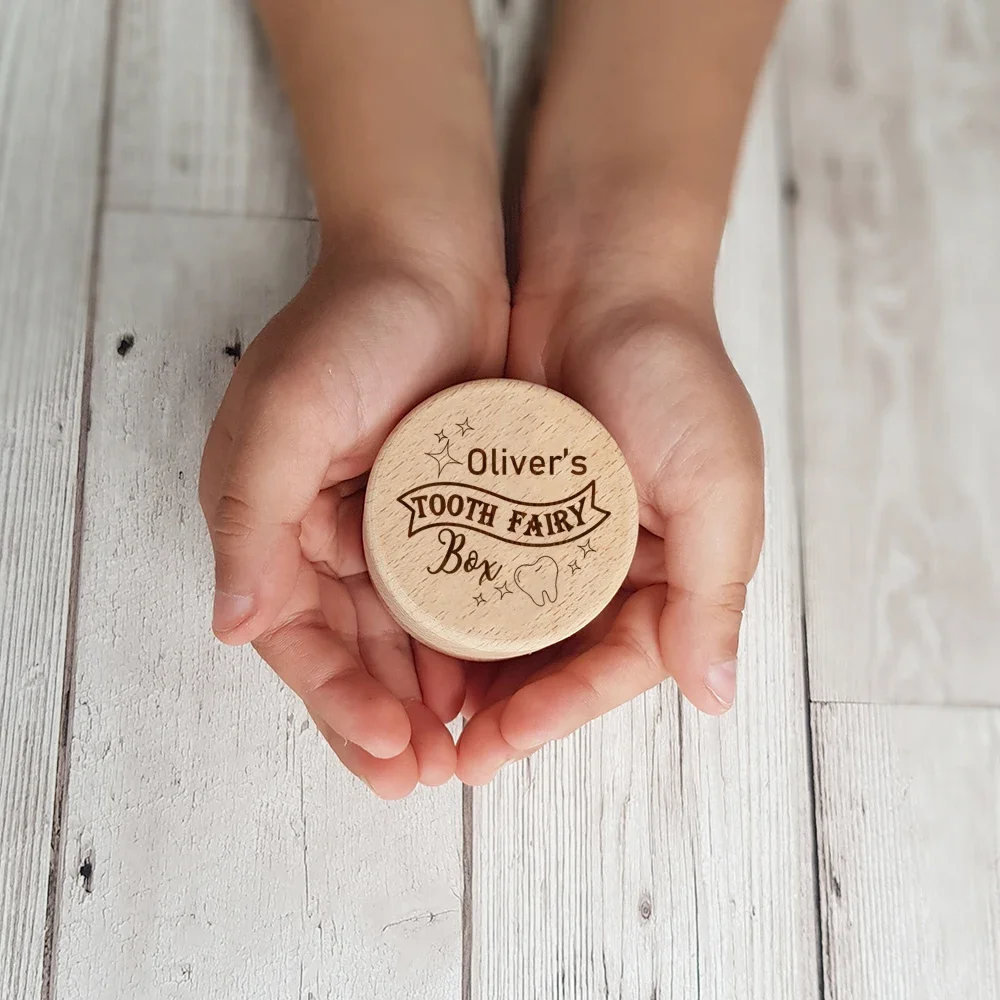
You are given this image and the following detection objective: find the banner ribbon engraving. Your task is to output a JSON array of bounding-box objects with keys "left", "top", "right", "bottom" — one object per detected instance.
[{"left": 396, "top": 480, "right": 609, "bottom": 549}]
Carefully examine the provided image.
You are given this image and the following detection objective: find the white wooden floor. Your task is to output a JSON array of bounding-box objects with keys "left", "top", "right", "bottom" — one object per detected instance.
[{"left": 1, "top": 1, "right": 997, "bottom": 998}]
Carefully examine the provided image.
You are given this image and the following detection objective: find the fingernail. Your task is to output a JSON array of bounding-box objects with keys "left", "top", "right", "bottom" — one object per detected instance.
[
  {"left": 213, "top": 591, "right": 254, "bottom": 633},
  {"left": 704, "top": 660, "right": 737, "bottom": 711}
]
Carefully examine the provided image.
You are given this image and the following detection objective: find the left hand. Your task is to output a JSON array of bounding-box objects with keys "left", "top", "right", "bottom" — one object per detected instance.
[{"left": 456, "top": 195, "right": 766, "bottom": 784}]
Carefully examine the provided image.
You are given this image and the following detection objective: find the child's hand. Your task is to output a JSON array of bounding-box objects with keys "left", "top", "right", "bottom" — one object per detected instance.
[
  {"left": 456, "top": 193, "right": 765, "bottom": 784},
  {"left": 200, "top": 237, "right": 507, "bottom": 797},
  {"left": 452, "top": 0, "right": 780, "bottom": 783}
]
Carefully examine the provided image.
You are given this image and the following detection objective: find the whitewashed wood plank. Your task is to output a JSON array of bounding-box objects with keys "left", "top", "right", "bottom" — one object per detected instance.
[
  {"left": 109, "top": 0, "right": 312, "bottom": 217},
  {"left": 786, "top": 0, "right": 1000, "bottom": 704},
  {"left": 108, "top": 0, "right": 527, "bottom": 221},
  {"left": 51, "top": 213, "right": 463, "bottom": 1000},
  {"left": 0, "top": 1, "right": 111, "bottom": 997},
  {"left": 814, "top": 703, "right": 1000, "bottom": 998},
  {"left": 471, "top": 68, "right": 821, "bottom": 1000}
]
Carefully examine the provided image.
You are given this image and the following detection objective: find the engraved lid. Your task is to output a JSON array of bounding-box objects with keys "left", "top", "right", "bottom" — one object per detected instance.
[{"left": 363, "top": 379, "right": 639, "bottom": 661}]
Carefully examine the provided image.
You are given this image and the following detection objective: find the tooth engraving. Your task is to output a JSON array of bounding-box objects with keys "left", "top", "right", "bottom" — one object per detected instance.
[{"left": 513, "top": 556, "right": 560, "bottom": 607}]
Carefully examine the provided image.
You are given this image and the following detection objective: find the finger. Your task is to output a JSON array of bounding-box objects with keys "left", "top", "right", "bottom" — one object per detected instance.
[
  {"left": 413, "top": 645, "right": 467, "bottom": 724},
  {"left": 405, "top": 700, "right": 457, "bottom": 786},
  {"left": 206, "top": 372, "right": 339, "bottom": 645},
  {"left": 456, "top": 700, "right": 515, "bottom": 785},
  {"left": 491, "top": 586, "right": 671, "bottom": 754},
  {"left": 472, "top": 659, "right": 541, "bottom": 709},
  {"left": 344, "top": 574, "right": 422, "bottom": 701},
  {"left": 655, "top": 456, "right": 763, "bottom": 714},
  {"left": 456, "top": 596, "right": 631, "bottom": 783},
  {"left": 456, "top": 591, "right": 628, "bottom": 783},
  {"left": 314, "top": 716, "right": 420, "bottom": 800},
  {"left": 336, "top": 472, "right": 369, "bottom": 498},
  {"left": 626, "top": 527, "right": 668, "bottom": 590},
  {"left": 346, "top": 574, "right": 458, "bottom": 782},
  {"left": 460, "top": 663, "right": 501, "bottom": 719},
  {"left": 256, "top": 573, "right": 411, "bottom": 759},
  {"left": 468, "top": 591, "right": 627, "bottom": 715},
  {"left": 198, "top": 415, "right": 232, "bottom": 523},
  {"left": 299, "top": 489, "right": 367, "bottom": 579}
]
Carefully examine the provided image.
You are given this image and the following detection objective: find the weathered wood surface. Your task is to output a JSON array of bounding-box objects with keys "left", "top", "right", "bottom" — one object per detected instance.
[
  {"left": 2, "top": 0, "right": 998, "bottom": 996},
  {"left": 50, "top": 213, "right": 464, "bottom": 999},
  {"left": 470, "top": 68, "right": 822, "bottom": 999},
  {"left": 0, "top": 2, "right": 112, "bottom": 997},
  {"left": 814, "top": 703, "right": 1000, "bottom": 998},
  {"left": 786, "top": 0, "right": 1000, "bottom": 705},
  {"left": 109, "top": 0, "right": 311, "bottom": 217}
]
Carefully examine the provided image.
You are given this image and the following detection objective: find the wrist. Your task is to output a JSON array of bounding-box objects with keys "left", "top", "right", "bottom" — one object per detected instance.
[
  {"left": 508, "top": 172, "right": 728, "bottom": 390},
  {"left": 516, "top": 169, "right": 723, "bottom": 324},
  {"left": 314, "top": 207, "right": 510, "bottom": 366}
]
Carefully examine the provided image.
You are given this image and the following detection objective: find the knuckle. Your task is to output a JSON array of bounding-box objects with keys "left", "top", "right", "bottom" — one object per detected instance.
[
  {"left": 607, "top": 628, "right": 666, "bottom": 683},
  {"left": 212, "top": 493, "right": 257, "bottom": 545},
  {"left": 665, "top": 582, "right": 748, "bottom": 628},
  {"left": 713, "top": 581, "right": 749, "bottom": 617},
  {"left": 253, "top": 611, "right": 329, "bottom": 688}
]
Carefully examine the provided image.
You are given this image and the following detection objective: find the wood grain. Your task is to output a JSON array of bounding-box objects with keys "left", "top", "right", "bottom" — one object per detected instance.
[
  {"left": 814, "top": 703, "right": 1000, "bottom": 998},
  {"left": 51, "top": 213, "right": 463, "bottom": 1000},
  {"left": 364, "top": 380, "right": 638, "bottom": 661},
  {"left": 0, "top": 2, "right": 112, "bottom": 997},
  {"left": 469, "top": 68, "right": 822, "bottom": 999},
  {"left": 108, "top": 0, "right": 312, "bottom": 217},
  {"left": 786, "top": 0, "right": 1000, "bottom": 704}
]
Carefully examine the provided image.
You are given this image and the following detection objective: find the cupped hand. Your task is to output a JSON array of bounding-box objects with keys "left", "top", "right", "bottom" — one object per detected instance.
[
  {"left": 457, "top": 230, "right": 765, "bottom": 784},
  {"left": 200, "top": 237, "right": 507, "bottom": 797}
]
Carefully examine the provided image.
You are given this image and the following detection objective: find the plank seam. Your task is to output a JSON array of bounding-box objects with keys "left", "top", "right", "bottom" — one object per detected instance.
[
  {"left": 773, "top": 39, "right": 829, "bottom": 1000},
  {"left": 808, "top": 699, "right": 1000, "bottom": 711},
  {"left": 461, "top": 781, "right": 474, "bottom": 1000},
  {"left": 39, "top": 2, "right": 123, "bottom": 996}
]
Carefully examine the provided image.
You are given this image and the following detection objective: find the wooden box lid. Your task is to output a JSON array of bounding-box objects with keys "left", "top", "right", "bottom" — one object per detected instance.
[{"left": 363, "top": 379, "right": 638, "bottom": 661}]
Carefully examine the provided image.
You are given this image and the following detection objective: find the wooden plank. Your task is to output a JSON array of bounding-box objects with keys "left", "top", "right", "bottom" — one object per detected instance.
[
  {"left": 108, "top": 0, "right": 312, "bottom": 217},
  {"left": 51, "top": 213, "right": 463, "bottom": 999},
  {"left": 470, "top": 68, "right": 821, "bottom": 999},
  {"left": 0, "top": 1, "right": 112, "bottom": 996},
  {"left": 814, "top": 703, "right": 1000, "bottom": 998},
  {"left": 108, "top": 0, "right": 528, "bottom": 221},
  {"left": 786, "top": 0, "right": 1000, "bottom": 704}
]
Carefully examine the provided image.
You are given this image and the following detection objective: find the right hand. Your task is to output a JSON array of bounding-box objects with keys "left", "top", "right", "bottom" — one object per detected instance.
[{"left": 199, "top": 233, "right": 508, "bottom": 798}]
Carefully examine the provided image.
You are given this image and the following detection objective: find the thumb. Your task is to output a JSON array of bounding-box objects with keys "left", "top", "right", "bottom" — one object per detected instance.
[
  {"left": 657, "top": 457, "right": 764, "bottom": 715},
  {"left": 206, "top": 379, "right": 333, "bottom": 644}
]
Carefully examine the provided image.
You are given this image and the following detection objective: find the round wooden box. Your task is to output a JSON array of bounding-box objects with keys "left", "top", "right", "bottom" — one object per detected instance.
[{"left": 363, "top": 379, "right": 638, "bottom": 661}]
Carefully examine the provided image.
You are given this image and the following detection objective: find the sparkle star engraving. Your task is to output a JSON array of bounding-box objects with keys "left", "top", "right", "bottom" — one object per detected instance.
[
  {"left": 473, "top": 593, "right": 487, "bottom": 607},
  {"left": 426, "top": 440, "right": 460, "bottom": 475},
  {"left": 568, "top": 559, "right": 581, "bottom": 575},
  {"left": 579, "top": 540, "right": 597, "bottom": 559},
  {"left": 435, "top": 429, "right": 448, "bottom": 443},
  {"left": 494, "top": 581, "right": 513, "bottom": 600},
  {"left": 456, "top": 418, "right": 474, "bottom": 436}
]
